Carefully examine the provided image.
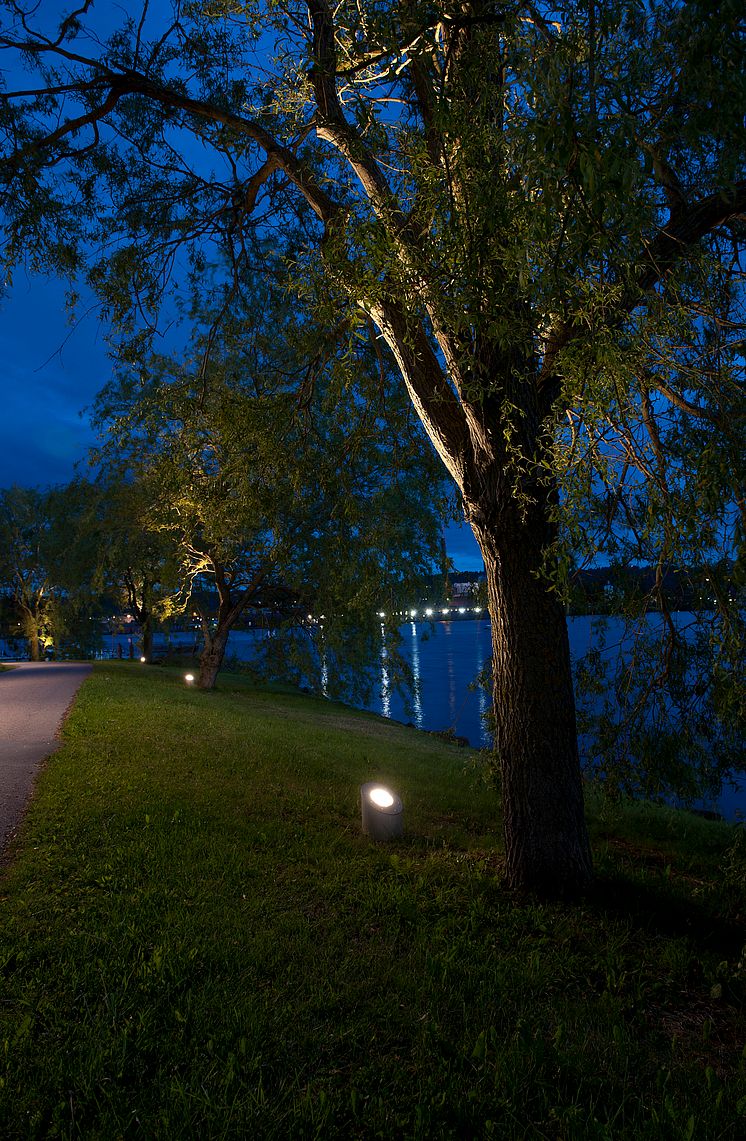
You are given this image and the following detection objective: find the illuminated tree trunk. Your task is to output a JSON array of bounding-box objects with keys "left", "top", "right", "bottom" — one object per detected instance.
[
  {"left": 471, "top": 487, "right": 592, "bottom": 898},
  {"left": 21, "top": 608, "right": 41, "bottom": 662},
  {"left": 26, "top": 627, "right": 41, "bottom": 662},
  {"left": 124, "top": 571, "right": 156, "bottom": 664},
  {"left": 195, "top": 567, "right": 265, "bottom": 690},
  {"left": 198, "top": 628, "right": 230, "bottom": 690}
]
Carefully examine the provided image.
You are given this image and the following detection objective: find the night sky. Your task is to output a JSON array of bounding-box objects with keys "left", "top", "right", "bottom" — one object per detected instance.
[
  {"left": 0, "top": 271, "right": 484, "bottom": 571},
  {"left": 0, "top": 273, "right": 105, "bottom": 489}
]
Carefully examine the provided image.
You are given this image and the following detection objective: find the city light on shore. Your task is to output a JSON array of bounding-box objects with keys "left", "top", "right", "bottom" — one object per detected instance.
[{"left": 377, "top": 606, "right": 486, "bottom": 619}]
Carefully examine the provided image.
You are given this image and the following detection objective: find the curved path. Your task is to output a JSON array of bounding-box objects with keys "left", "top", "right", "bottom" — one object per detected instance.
[{"left": 0, "top": 662, "right": 92, "bottom": 852}]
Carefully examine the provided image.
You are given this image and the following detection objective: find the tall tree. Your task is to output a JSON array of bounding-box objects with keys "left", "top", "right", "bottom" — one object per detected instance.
[{"left": 1, "top": 1, "right": 743, "bottom": 894}]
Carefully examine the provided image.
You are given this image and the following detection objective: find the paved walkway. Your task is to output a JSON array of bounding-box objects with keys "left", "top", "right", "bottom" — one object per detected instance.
[{"left": 0, "top": 662, "right": 92, "bottom": 853}]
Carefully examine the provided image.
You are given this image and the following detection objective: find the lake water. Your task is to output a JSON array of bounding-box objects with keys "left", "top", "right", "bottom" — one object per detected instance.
[{"left": 369, "top": 616, "right": 744, "bottom": 824}]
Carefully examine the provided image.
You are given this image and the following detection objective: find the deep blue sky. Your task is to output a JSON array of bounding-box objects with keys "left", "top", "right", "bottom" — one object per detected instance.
[
  {"left": 0, "top": 273, "right": 105, "bottom": 487},
  {"left": 0, "top": 272, "right": 484, "bottom": 570}
]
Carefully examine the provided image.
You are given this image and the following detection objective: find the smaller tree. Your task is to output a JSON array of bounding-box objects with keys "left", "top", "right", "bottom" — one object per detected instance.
[
  {"left": 0, "top": 481, "right": 109, "bottom": 660},
  {"left": 83, "top": 478, "right": 181, "bottom": 663},
  {"left": 95, "top": 273, "right": 449, "bottom": 690},
  {"left": 0, "top": 485, "right": 65, "bottom": 659}
]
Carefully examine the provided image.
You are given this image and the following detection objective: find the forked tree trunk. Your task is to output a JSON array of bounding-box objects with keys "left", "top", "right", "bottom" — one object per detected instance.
[{"left": 472, "top": 509, "right": 593, "bottom": 898}]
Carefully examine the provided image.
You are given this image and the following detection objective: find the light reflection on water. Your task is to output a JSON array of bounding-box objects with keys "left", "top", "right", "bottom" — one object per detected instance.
[
  {"left": 370, "top": 617, "right": 744, "bottom": 824},
  {"left": 374, "top": 619, "right": 492, "bottom": 744},
  {"left": 380, "top": 628, "right": 390, "bottom": 719},
  {"left": 407, "top": 621, "right": 423, "bottom": 725}
]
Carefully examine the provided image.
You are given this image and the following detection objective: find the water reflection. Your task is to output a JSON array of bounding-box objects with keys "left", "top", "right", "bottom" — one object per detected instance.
[
  {"left": 476, "top": 625, "right": 489, "bottom": 730},
  {"left": 446, "top": 624, "right": 457, "bottom": 727},
  {"left": 409, "top": 621, "right": 423, "bottom": 725},
  {"left": 371, "top": 616, "right": 744, "bottom": 823},
  {"left": 379, "top": 628, "right": 390, "bottom": 719},
  {"left": 377, "top": 618, "right": 491, "bottom": 746},
  {"left": 93, "top": 618, "right": 743, "bottom": 822}
]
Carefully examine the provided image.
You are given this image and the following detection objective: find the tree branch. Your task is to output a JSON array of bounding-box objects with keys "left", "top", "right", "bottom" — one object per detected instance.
[
  {"left": 3, "top": 66, "right": 341, "bottom": 225},
  {"left": 636, "top": 182, "right": 746, "bottom": 294},
  {"left": 537, "top": 182, "right": 746, "bottom": 419}
]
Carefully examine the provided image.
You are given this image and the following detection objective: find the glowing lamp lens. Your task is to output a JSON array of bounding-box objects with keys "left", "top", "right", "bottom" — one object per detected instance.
[{"left": 369, "top": 787, "right": 395, "bottom": 808}]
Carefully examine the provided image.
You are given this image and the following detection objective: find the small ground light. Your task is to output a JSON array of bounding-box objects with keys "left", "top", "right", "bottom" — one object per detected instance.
[
  {"left": 140, "top": 656, "right": 147, "bottom": 663},
  {"left": 360, "top": 781, "right": 403, "bottom": 841},
  {"left": 184, "top": 673, "right": 195, "bottom": 684}
]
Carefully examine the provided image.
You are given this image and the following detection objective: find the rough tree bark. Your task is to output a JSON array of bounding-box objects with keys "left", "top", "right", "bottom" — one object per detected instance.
[
  {"left": 24, "top": 616, "right": 41, "bottom": 662},
  {"left": 470, "top": 495, "right": 592, "bottom": 896},
  {"left": 197, "top": 627, "right": 230, "bottom": 690}
]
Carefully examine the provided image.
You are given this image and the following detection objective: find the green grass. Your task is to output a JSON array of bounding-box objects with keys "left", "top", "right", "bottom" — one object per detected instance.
[{"left": 0, "top": 662, "right": 744, "bottom": 1139}]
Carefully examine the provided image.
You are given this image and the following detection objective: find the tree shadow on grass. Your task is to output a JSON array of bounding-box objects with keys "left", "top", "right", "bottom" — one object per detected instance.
[{"left": 586, "top": 871, "right": 744, "bottom": 957}]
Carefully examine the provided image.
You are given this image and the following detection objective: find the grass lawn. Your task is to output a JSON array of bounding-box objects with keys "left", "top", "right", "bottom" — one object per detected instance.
[{"left": 0, "top": 661, "right": 744, "bottom": 1138}]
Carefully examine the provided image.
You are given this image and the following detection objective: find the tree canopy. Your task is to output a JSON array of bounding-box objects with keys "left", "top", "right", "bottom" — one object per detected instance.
[{"left": 1, "top": 0, "right": 743, "bottom": 895}]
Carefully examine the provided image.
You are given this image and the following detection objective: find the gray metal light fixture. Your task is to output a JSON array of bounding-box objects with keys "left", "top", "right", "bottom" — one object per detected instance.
[{"left": 360, "top": 782, "right": 403, "bottom": 841}]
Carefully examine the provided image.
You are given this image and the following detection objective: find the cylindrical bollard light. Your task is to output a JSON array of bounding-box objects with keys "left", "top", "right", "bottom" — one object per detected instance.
[{"left": 360, "top": 782, "right": 403, "bottom": 841}]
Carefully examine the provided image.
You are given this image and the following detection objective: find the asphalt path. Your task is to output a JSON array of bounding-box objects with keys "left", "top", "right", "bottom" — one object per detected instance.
[{"left": 0, "top": 662, "right": 92, "bottom": 853}]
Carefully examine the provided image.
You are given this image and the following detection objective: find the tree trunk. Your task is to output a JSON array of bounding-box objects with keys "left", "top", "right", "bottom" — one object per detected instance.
[
  {"left": 140, "top": 621, "right": 153, "bottom": 664},
  {"left": 22, "top": 610, "right": 41, "bottom": 661},
  {"left": 198, "top": 627, "right": 230, "bottom": 690},
  {"left": 472, "top": 511, "right": 593, "bottom": 899}
]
